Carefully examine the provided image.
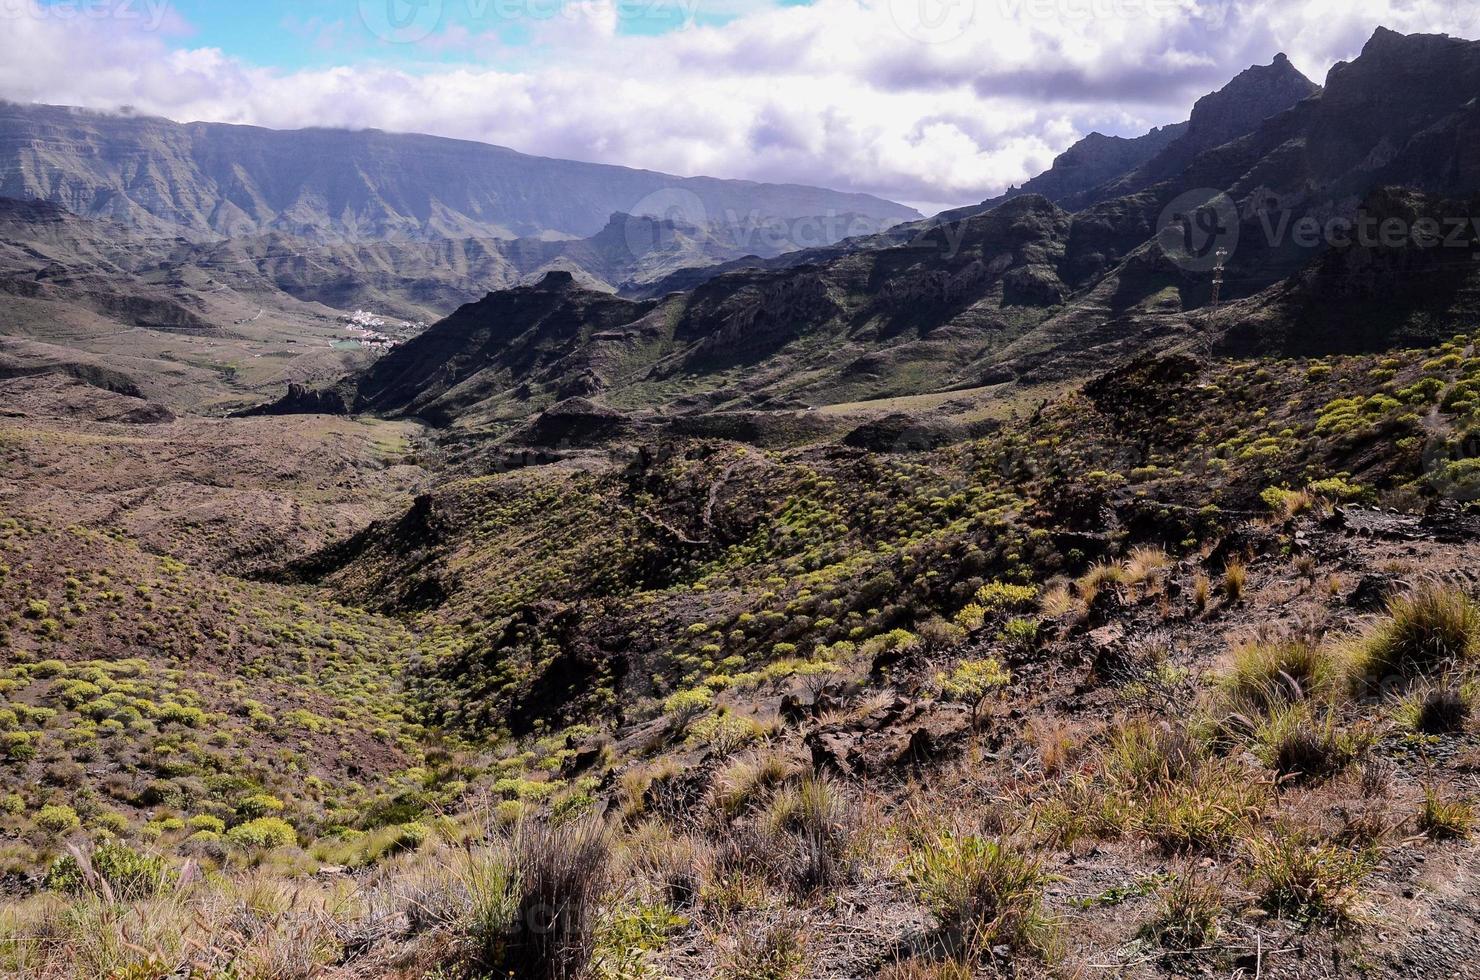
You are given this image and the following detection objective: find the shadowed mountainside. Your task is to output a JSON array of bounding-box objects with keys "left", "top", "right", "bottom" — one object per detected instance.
[{"left": 332, "top": 31, "right": 1480, "bottom": 430}]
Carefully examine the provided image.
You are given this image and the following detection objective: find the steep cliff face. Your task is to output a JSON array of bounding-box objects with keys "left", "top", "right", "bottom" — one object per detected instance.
[
  {"left": 1066, "top": 53, "right": 1321, "bottom": 208},
  {"left": 0, "top": 102, "right": 918, "bottom": 243},
  {"left": 351, "top": 272, "right": 658, "bottom": 425},
  {"left": 967, "top": 124, "right": 1188, "bottom": 215}
]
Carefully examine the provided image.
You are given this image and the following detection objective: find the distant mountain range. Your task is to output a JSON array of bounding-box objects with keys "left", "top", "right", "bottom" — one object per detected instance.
[
  {"left": 7, "top": 28, "right": 1480, "bottom": 427},
  {"left": 313, "top": 28, "right": 1480, "bottom": 429},
  {"left": 0, "top": 103, "right": 922, "bottom": 384},
  {"left": 0, "top": 102, "right": 918, "bottom": 243}
]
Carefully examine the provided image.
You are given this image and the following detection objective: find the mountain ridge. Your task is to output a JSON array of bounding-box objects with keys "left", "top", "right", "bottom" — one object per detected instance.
[
  {"left": 0, "top": 101, "right": 919, "bottom": 244},
  {"left": 331, "top": 29, "right": 1480, "bottom": 430}
]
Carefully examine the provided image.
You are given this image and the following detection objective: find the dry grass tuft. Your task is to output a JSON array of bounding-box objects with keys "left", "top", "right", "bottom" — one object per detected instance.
[
  {"left": 1354, "top": 583, "right": 1480, "bottom": 685},
  {"left": 1418, "top": 787, "right": 1475, "bottom": 840},
  {"left": 1222, "top": 560, "right": 1248, "bottom": 603},
  {"left": 1138, "top": 871, "right": 1224, "bottom": 951},
  {"left": 1245, "top": 830, "right": 1372, "bottom": 923},
  {"left": 907, "top": 831, "right": 1057, "bottom": 963},
  {"left": 1219, "top": 636, "right": 1344, "bottom": 709}
]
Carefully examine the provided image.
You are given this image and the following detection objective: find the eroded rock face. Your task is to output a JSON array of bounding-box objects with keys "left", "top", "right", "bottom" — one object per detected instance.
[
  {"left": 842, "top": 414, "right": 968, "bottom": 453},
  {"left": 234, "top": 383, "right": 349, "bottom": 418},
  {"left": 1068, "top": 53, "right": 1320, "bottom": 208},
  {"left": 507, "top": 398, "right": 638, "bottom": 448},
  {"left": 245, "top": 29, "right": 1480, "bottom": 439}
]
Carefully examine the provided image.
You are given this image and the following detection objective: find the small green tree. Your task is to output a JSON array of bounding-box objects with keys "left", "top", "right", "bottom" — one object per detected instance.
[
  {"left": 937, "top": 658, "right": 1011, "bottom": 727},
  {"left": 662, "top": 688, "right": 714, "bottom": 728}
]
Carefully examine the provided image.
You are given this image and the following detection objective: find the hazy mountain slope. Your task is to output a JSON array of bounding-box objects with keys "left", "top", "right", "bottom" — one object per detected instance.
[
  {"left": 352, "top": 196, "right": 1073, "bottom": 424},
  {"left": 0, "top": 102, "right": 918, "bottom": 243},
  {"left": 0, "top": 199, "right": 865, "bottom": 411},
  {"left": 180, "top": 212, "right": 793, "bottom": 321}
]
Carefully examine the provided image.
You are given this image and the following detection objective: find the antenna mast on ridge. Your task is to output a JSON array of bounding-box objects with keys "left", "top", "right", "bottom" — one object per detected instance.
[{"left": 1210, "top": 247, "right": 1229, "bottom": 310}]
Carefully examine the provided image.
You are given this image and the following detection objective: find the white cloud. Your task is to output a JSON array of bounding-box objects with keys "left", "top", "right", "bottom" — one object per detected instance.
[{"left": 0, "top": 0, "right": 1475, "bottom": 211}]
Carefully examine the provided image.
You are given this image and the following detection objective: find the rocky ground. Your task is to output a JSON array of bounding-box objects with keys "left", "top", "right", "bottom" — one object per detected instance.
[{"left": 4, "top": 334, "right": 1480, "bottom": 979}]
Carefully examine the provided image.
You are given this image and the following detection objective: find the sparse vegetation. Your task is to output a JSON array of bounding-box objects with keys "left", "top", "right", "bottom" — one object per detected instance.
[
  {"left": 1354, "top": 584, "right": 1480, "bottom": 684},
  {"left": 1418, "top": 788, "right": 1475, "bottom": 840},
  {"left": 907, "top": 831, "right": 1057, "bottom": 962},
  {"left": 4, "top": 313, "right": 1480, "bottom": 976}
]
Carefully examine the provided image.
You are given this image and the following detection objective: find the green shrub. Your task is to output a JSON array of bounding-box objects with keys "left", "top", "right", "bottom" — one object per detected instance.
[
  {"left": 236, "top": 793, "right": 285, "bottom": 818},
  {"left": 974, "top": 582, "right": 1038, "bottom": 612},
  {"left": 1259, "top": 487, "right": 1312, "bottom": 519},
  {"left": 936, "top": 659, "right": 1010, "bottom": 726},
  {"left": 1306, "top": 477, "right": 1365, "bottom": 501},
  {"left": 999, "top": 618, "right": 1040, "bottom": 650},
  {"left": 385, "top": 820, "right": 431, "bottom": 854},
  {"left": 662, "top": 688, "right": 714, "bottom": 725},
  {"left": 187, "top": 814, "right": 226, "bottom": 834},
  {"left": 44, "top": 840, "right": 172, "bottom": 900},
  {"left": 687, "top": 712, "right": 766, "bottom": 755},
  {"left": 36, "top": 804, "right": 80, "bottom": 834},
  {"left": 225, "top": 817, "right": 297, "bottom": 850}
]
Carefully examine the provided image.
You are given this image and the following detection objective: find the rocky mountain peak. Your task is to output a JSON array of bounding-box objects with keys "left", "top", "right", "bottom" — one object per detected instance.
[
  {"left": 1183, "top": 53, "right": 1320, "bottom": 150},
  {"left": 534, "top": 270, "right": 579, "bottom": 291}
]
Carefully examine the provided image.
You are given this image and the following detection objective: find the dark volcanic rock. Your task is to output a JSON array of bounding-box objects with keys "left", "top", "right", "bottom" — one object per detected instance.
[
  {"left": 234, "top": 383, "right": 349, "bottom": 418},
  {"left": 965, "top": 124, "right": 1189, "bottom": 216},
  {"left": 506, "top": 397, "right": 638, "bottom": 448},
  {"left": 842, "top": 413, "right": 968, "bottom": 452},
  {"left": 352, "top": 272, "right": 656, "bottom": 424},
  {"left": 1068, "top": 53, "right": 1320, "bottom": 208}
]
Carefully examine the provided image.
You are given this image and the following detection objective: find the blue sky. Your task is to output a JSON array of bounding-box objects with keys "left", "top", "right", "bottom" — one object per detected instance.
[
  {"left": 7, "top": 0, "right": 1480, "bottom": 211},
  {"left": 152, "top": 0, "right": 743, "bottom": 69}
]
